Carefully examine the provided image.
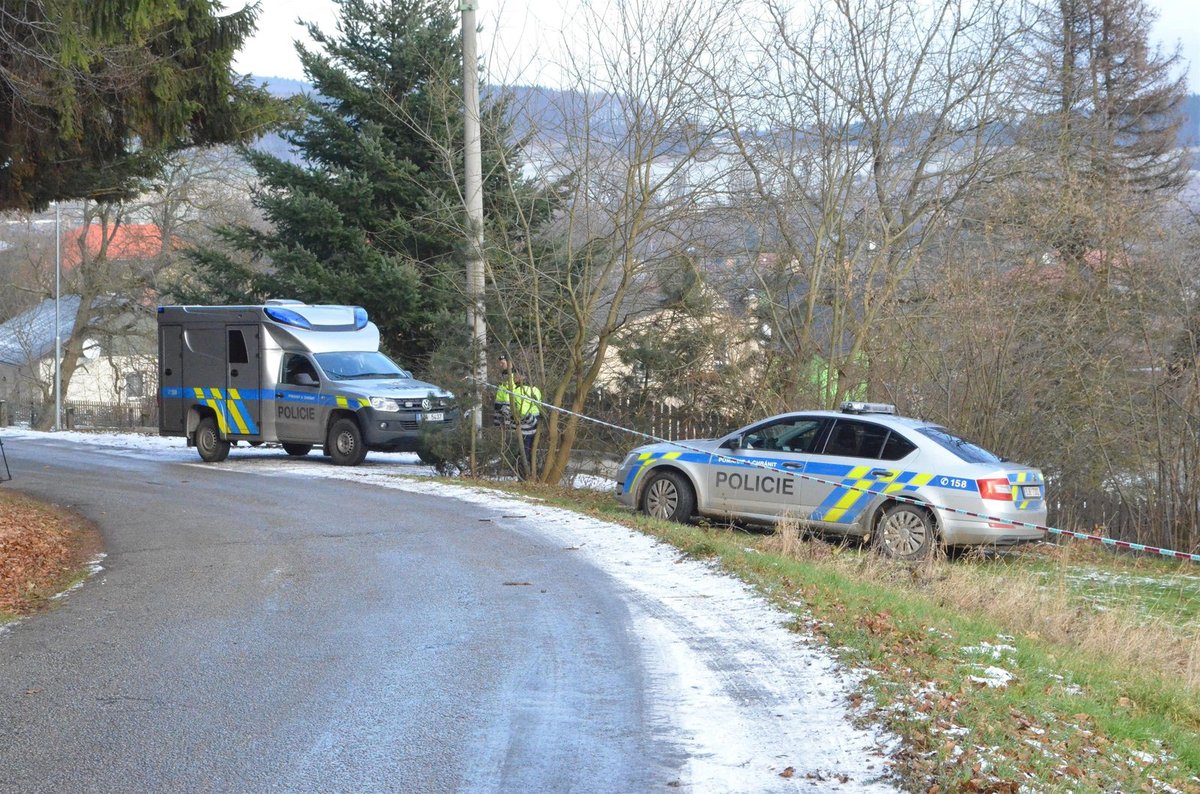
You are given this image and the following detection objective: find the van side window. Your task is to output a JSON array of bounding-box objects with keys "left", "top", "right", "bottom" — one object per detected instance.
[
  {"left": 283, "top": 354, "right": 319, "bottom": 385},
  {"left": 228, "top": 330, "right": 249, "bottom": 364}
]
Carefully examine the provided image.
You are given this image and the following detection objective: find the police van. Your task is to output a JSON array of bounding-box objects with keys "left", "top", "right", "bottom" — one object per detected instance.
[{"left": 158, "top": 301, "right": 457, "bottom": 465}]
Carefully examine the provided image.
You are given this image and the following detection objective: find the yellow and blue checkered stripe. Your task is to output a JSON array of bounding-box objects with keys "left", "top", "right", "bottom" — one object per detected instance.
[
  {"left": 808, "top": 465, "right": 935, "bottom": 523},
  {"left": 1007, "top": 470, "right": 1045, "bottom": 510},
  {"left": 186, "top": 386, "right": 260, "bottom": 436},
  {"left": 162, "top": 386, "right": 370, "bottom": 437},
  {"left": 270, "top": 389, "right": 368, "bottom": 410},
  {"left": 622, "top": 451, "right": 1046, "bottom": 524},
  {"left": 623, "top": 450, "right": 696, "bottom": 494}
]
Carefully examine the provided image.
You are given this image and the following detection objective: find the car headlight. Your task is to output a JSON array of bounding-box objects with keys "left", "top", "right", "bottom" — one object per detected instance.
[{"left": 370, "top": 396, "right": 400, "bottom": 412}]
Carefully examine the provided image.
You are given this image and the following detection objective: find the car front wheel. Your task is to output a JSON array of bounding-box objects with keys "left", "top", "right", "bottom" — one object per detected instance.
[
  {"left": 327, "top": 418, "right": 367, "bottom": 466},
  {"left": 640, "top": 470, "right": 695, "bottom": 523},
  {"left": 874, "top": 503, "right": 936, "bottom": 561}
]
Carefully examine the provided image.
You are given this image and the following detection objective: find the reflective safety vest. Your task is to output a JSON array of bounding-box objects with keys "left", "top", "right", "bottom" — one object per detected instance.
[
  {"left": 494, "top": 372, "right": 516, "bottom": 405},
  {"left": 508, "top": 384, "right": 541, "bottom": 421}
]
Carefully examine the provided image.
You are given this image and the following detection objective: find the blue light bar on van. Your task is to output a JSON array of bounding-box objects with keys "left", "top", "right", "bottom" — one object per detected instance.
[
  {"left": 354, "top": 306, "right": 368, "bottom": 329},
  {"left": 264, "top": 306, "right": 314, "bottom": 329}
]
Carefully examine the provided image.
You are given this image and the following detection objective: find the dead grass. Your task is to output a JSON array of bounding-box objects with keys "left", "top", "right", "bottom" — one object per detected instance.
[{"left": 763, "top": 521, "right": 1200, "bottom": 694}]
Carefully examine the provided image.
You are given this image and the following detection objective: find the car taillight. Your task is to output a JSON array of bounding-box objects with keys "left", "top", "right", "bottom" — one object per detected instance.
[{"left": 977, "top": 477, "right": 1013, "bottom": 501}]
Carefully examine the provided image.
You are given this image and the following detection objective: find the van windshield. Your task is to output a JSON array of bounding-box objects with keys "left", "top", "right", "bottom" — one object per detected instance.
[{"left": 315, "top": 351, "right": 411, "bottom": 380}]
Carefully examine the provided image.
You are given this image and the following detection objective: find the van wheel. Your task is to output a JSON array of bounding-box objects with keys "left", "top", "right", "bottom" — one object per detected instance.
[
  {"left": 874, "top": 503, "right": 936, "bottom": 561},
  {"left": 281, "top": 442, "right": 312, "bottom": 457},
  {"left": 327, "top": 418, "right": 367, "bottom": 466},
  {"left": 195, "top": 416, "right": 230, "bottom": 463},
  {"left": 640, "top": 470, "right": 695, "bottom": 523}
]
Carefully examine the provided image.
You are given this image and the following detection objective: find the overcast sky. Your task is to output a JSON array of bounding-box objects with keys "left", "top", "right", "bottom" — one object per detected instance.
[{"left": 233, "top": 0, "right": 1200, "bottom": 93}]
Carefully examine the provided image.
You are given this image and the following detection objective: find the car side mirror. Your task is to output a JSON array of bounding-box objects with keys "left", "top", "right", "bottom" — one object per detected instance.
[
  {"left": 295, "top": 372, "right": 317, "bottom": 387},
  {"left": 720, "top": 436, "right": 742, "bottom": 450}
]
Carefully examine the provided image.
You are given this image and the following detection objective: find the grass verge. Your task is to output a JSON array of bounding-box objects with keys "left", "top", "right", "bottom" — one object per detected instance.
[{"left": 482, "top": 479, "right": 1200, "bottom": 793}]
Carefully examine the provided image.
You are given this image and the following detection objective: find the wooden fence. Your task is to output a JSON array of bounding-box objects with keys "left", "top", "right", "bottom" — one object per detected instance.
[{"left": 572, "top": 392, "right": 740, "bottom": 456}]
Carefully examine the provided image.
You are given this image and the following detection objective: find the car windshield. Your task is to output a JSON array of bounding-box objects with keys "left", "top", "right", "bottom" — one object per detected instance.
[
  {"left": 916, "top": 426, "right": 1002, "bottom": 464},
  {"left": 314, "top": 351, "right": 411, "bottom": 380}
]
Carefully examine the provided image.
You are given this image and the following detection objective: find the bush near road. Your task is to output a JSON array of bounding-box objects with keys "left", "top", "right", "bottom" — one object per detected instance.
[{"left": 0, "top": 490, "right": 100, "bottom": 619}]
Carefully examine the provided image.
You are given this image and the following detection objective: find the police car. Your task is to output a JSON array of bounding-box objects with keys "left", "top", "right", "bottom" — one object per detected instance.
[{"left": 615, "top": 402, "right": 1047, "bottom": 560}]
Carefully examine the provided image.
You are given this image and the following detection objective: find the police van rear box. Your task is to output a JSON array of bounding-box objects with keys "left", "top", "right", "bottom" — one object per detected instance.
[{"left": 158, "top": 301, "right": 458, "bottom": 466}]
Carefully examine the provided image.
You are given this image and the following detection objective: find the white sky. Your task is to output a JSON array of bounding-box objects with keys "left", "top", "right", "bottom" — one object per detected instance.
[{"left": 233, "top": 0, "right": 1200, "bottom": 92}]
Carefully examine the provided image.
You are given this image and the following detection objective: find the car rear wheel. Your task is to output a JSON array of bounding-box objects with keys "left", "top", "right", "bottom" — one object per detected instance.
[
  {"left": 195, "top": 416, "right": 230, "bottom": 463},
  {"left": 281, "top": 442, "right": 312, "bottom": 457},
  {"left": 874, "top": 503, "right": 936, "bottom": 561},
  {"left": 327, "top": 418, "right": 368, "bottom": 466},
  {"left": 640, "top": 470, "right": 695, "bottom": 523}
]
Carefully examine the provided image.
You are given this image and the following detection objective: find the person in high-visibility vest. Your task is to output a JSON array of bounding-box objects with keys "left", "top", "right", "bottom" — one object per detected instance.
[
  {"left": 492, "top": 354, "right": 515, "bottom": 426},
  {"left": 505, "top": 367, "right": 541, "bottom": 479}
]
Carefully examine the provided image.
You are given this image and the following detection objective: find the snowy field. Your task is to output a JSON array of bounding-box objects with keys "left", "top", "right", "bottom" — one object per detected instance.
[{"left": 3, "top": 428, "right": 899, "bottom": 792}]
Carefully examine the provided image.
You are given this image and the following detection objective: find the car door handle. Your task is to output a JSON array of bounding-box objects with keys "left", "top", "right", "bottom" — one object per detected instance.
[
  {"left": 783, "top": 463, "right": 805, "bottom": 470},
  {"left": 870, "top": 469, "right": 896, "bottom": 478}
]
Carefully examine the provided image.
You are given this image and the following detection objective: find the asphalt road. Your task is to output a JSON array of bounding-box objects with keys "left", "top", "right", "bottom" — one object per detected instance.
[{"left": 0, "top": 437, "right": 684, "bottom": 792}]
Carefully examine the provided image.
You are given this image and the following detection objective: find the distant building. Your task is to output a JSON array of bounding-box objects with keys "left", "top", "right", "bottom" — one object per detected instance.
[{"left": 0, "top": 297, "right": 155, "bottom": 417}]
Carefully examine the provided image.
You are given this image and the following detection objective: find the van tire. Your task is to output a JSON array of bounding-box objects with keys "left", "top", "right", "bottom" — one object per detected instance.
[
  {"left": 195, "top": 416, "right": 230, "bottom": 463},
  {"left": 873, "top": 503, "right": 936, "bottom": 561},
  {"left": 282, "top": 442, "right": 312, "bottom": 457},
  {"left": 327, "top": 418, "right": 367, "bottom": 466}
]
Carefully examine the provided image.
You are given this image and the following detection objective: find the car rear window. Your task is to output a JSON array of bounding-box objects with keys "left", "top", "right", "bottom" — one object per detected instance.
[
  {"left": 880, "top": 431, "right": 916, "bottom": 461},
  {"left": 916, "top": 426, "right": 1002, "bottom": 463}
]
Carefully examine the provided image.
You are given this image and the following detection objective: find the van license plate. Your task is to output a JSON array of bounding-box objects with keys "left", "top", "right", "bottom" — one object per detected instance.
[
  {"left": 1021, "top": 485, "right": 1040, "bottom": 499},
  {"left": 423, "top": 412, "right": 444, "bottom": 422}
]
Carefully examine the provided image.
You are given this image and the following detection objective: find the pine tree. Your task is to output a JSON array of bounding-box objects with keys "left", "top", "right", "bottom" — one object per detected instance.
[
  {"left": 0, "top": 0, "right": 278, "bottom": 211},
  {"left": 182, "top": 0, "right": 528, "bottom": 364},
  {"left": 1006, "top": 0, "right": 1189, "bottom": 269}
]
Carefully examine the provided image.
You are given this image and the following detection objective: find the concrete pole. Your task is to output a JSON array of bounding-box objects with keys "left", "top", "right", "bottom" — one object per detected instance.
[
  {"left": 461, "top": 1, "right": 486, "bottom": 432},
  {"left": 54, "top": 203, "right": 62, "bottom": 432}
]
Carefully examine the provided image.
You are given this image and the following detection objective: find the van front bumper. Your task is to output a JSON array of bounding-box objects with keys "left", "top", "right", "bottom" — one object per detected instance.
[{"left": 360, "top": 407, "right": 460, "bottom": 451}]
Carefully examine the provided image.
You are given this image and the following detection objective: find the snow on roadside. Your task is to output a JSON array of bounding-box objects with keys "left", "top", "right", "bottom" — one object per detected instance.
[
  {"left": 326, "top": 473, "right": 900, "bottom": 791},
  {"left": 6, "top": 429, "right": 900, "bottom": 791}
]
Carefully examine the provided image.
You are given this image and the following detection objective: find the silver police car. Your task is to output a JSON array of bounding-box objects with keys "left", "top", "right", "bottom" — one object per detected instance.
[{"left": 615, "top": 402, "right": 1047, "bottom": 560}]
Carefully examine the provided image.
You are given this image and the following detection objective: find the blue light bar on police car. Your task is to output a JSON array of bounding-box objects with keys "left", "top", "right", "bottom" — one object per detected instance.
[{"left": 840, "top": 401, "right": 897, "bottom": 415}]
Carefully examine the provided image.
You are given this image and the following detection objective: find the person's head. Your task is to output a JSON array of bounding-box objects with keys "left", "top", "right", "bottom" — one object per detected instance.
[
  {"left": 498, "top": 353, "right": 509, "bottom": 372},
  {"left": 512, "top": 367, "right": 526, "bottom": 384}
]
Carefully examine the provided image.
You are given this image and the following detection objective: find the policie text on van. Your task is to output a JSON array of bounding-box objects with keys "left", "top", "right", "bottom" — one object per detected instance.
[{"left": 158, "top": 301, "right": 458, "bottom": 466}]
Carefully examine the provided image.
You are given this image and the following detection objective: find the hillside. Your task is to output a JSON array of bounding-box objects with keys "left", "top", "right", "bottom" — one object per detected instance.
[{"left": 251, "top": 77, "right": 1200, "bottom": 154}]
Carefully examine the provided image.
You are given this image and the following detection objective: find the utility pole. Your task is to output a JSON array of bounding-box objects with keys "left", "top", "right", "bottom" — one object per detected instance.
[
  {"left": 54, "top": 202, "right": 62, "bottom": 432},
  {"left": 461, "top": 1, "right": 486, "bottom": 433}
]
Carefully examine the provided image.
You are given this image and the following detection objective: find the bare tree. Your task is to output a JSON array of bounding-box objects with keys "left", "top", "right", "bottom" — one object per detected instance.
[
  {"left": 411, "top": 0, "right": 751, "bottom": 481},
  {"left": 708, "top": 0, "right": 1032, "bottom": 410},
  {"left": 22, "top": 146, "right": 264, "bottom": 428}
]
